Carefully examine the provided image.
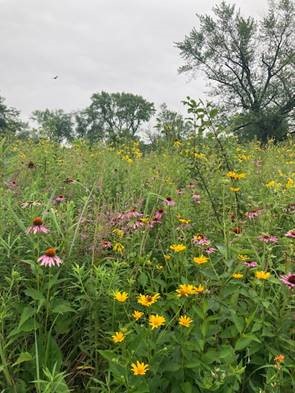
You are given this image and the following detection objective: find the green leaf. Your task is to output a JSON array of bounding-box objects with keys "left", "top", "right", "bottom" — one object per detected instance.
[
  {"left": 235, "top": 335, "right": 260, "bottom": 351},
  {"left": 13, "top": 352, "right": 33, "bottom": 367},
  {"left": 180, "top": 382, "right": 193, "bottom": 393},
  {"left": 51, "top": 300, "right": 75, "bottom": 314}
]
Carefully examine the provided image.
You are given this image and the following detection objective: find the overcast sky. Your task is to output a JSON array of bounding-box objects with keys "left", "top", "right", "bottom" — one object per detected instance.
[{"left": 0, "top": 0, "right": 268, "bottom": 120}]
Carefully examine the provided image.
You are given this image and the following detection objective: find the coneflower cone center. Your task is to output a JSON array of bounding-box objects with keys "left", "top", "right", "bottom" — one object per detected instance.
[
  {"left": 45, "top": 248, "right": 56, "bottom": 257},
  {"left": 33, "top": 217, "right": 43, "bottom": 226}
]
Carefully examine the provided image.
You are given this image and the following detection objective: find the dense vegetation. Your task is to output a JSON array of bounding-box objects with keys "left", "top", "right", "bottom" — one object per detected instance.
[{"left": 0, "top": 132, "right": 294, "bottom": 392}]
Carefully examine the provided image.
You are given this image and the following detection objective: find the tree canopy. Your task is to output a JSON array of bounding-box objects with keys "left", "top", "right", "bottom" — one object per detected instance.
[
  {"left": 176, "top": 0, "right": 295, "bottom": 141},
  {"left": 76, "top": 91, "right": 155, "bottom": 143}
]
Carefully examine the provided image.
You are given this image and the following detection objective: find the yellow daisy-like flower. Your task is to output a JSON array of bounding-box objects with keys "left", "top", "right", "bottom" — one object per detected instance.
[
  {"left": 176, "top": 284, "right": 196, "bottom": 297},
  {"left": 193, "top": 255, "right": 209, "bottom": 265},
  {"left": 114, "top": 291, "right": 128, "bottom": 303},
  {"left": 178, "top": 217, "right": 192, "bottom": 225},
  {"left": 113, "top": 242, "right": 125, "bottom": 254},
  {"left": 137, "top": 293, "right": 160, "bottom": 307},
  {"left": 232, "top": 273, "right": 243, "bottom": 279},
  {"left": 286, "top": 178, "right": 294, "bottom": 189},
  {"left": 229, "top": 187, "right": 240, "bottom": 192},
  {"left": 131, "top": 361, "right": 149, "bottom": 376},
  {"left": 132, "top": 310, "right": 144, "bottom": 321},
  {"left": 255, "top": 271, "right": 271, "bottom": 280},
  {"left": 238, "top": 254, "right": 249, "bottom": 261},
  {"left": 112, "top": 228, "right": 124, "bottom": 238},
  {"left": 226, "top": 171, "right": 246, "bottom": 180},
  {"left": 149, "top": 314, "right": 166, "bottom": 330},
  {"left": 112, "top": 331, "right": 125, "bottom": 343},
  {"left": 193, "top": 284, "right": 205, "bottom": 293},
  {"left": 178, "top": 315, "right": 193, "bottom": 327},
  {"left": 170, "top": 244, "right": 187, "bottom": 253}
]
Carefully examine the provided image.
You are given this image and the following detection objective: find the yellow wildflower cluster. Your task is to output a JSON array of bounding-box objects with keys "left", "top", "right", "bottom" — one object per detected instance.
[
  {"left": 176, "top": 283, "right": 205, "bottom": 297},
  {"left": 226, "top": 171, "right": 247, "bottom": 180}
]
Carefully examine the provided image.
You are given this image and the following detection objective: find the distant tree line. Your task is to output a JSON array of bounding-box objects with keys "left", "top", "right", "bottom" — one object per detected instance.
[{"left": 0, "top": 1, "right": 294, "bottom": 144}]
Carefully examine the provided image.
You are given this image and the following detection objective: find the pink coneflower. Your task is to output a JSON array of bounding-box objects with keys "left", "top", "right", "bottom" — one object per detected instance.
[
  {"left": 38, "top": 248, "right": 62, "bottom": 267},
  {"left": 54, "top": 195, "right": 65, "bottom": 204},
  {"left": 192, "top": 193, "right": 201, "bottom": 204},
  {"left": 205, "top": 247, "right": 217, "bottom": 255},
  {"left": 192, "top": 234, "right": 210, "bottom": 246},
  {"left": 280, "top": 273, "right": 295, "bottom": 288},
  {"left": 258, "top": 234, "right": 278, "bottom": 244},
  {"left": 101, "top": 240, "right": 112, "bottom": 250},
  {"left": 244, "top": 261, "right": 257, "bottom": 268},
  {"left": 285, "top": 229, "right": 295, "bottom": 238},
  {"left": 245, "top": 208, "right": 263, "bottom": 219},
  {"left": 125, "top": 208, "right": 143, "bottom": 219},
  {"left": 154, "top": 209, "right": 164, "bottom": 222},
  {"left": 27, "top": 217, "right": 49, "bottom": 234},
  {"left": 6, "top": 180, "right": 17, "bottom": 189},
  {"left": 164, "top": 197, "right": 176, "bottom": 206}
]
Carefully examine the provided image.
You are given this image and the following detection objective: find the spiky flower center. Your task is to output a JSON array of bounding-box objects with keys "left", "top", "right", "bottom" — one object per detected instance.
[
  {"left": 288, "top": 275, "right": 295, "bottom": 284},
  {"left": 45, "top": 247, "right": 56, "bottom": 257},
  {"left": 33, "top": 217, "right": 43, "bottom": 226}
]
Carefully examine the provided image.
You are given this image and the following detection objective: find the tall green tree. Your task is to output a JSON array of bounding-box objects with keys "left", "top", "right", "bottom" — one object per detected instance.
[
  {"left": 32, "top": 109, "right": 74, "bottom": 143},
  {"left": 76, "top": 91, "right": 155, "bottom": 143},
  {"left": 155, "top": 103, "right": 191, "bottom": 141},
  {"left": 0, "top": 95, "right": 26, "bottom": 136},
  {"left": 176, "top": 0, "right": 295, "bottom": 142}
]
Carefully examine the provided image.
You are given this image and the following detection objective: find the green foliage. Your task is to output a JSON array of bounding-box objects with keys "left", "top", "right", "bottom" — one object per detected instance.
[
  {"left": 76, "top": 91, "right": 155, "bottom": 144},
  {"left": 32, "top": 109, "right": 74, "bottom": 143},
  {"left": 0, "top": 132, "right": 294, "bottom": 392},
  {"left": 0, "top": 95, "right": 27, "bottom": 137},
  {"left": 176, "top": 0, "right": 295, "bottom": 142}
]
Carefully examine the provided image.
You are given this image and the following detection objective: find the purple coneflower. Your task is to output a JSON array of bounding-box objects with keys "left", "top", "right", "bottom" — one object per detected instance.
[
  {"left": 243, "top": 261, "right": 257, "bottom": 268},
  {"left": 245, "top": 208, "right": 263, "bottom": 219},
  {"left": 154, "top": 209, "right": 164, "bottom": 222},
  {"left": 192, "top": 193, "right": 201, "bottom": 204},
  {"left": 258, "top": 234, "right": 278, "bottom": 244},
  {"left": 205, "top": 247, "right": 217, "bottom": 255},
  {"left": 164, "top": 197, "right": 176, "bottom": 206},
  {"left": 285, "top": 229, "right": 295, "bottom": 238},
  {"left": 192, "top": 234, "right": 210, "bottom": 246},
  {"left": 27, "top": 217, "right": 49, "bottom": 234},
  {"left": 6, "top": 180, "right": 17, "bottom": 189},
  {"left": 101, "top": 240, "right": 112, "bottom": 250},
  {"left": 38, "top": 248, "right": 62, "bottom": 267},
  {"left": 54, "top": 195, "right": 65, "bottom": 204},
  {"left": 280, "top": 273, "right": 295, "bottom": 288}
]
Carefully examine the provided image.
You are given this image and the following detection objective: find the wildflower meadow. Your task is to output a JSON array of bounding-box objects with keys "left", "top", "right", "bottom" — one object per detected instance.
[{"left": 0, "top": 131, "right": 294, "bottom": 393}]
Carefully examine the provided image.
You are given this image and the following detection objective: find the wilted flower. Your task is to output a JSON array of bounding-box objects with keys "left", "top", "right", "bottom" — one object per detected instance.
[
  {"left": 192, "top": 193, "right": 201, "bottom": 204},
  {"left": 38, "top": 248, "right": 62, "bottom": 267},
  {"left": 27, "top": 160, "right": 36, "bottom": 169},
  {"left": 178, "top": 315, "right": 193, "bottom": 327},
  {"left": 280, "top": 273, "right": 295, "bottom": 288},
  {"left": 100, "top": 240, "right": 112, "bottom": 250},
  {"left": 27, "top": 217, "right": 49, "bottom": 234},
  {"left": 285, "top": 229, "right": 295, "bottom": 238},
  {"left": 149, "top": 314, "right": 166, "bottom": 329},
  {"left": 131, "top": 361, "right": 149, "bottom": 376},
  {"left": 112, "top": 331, "right": 125, "bottom": 343}
]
